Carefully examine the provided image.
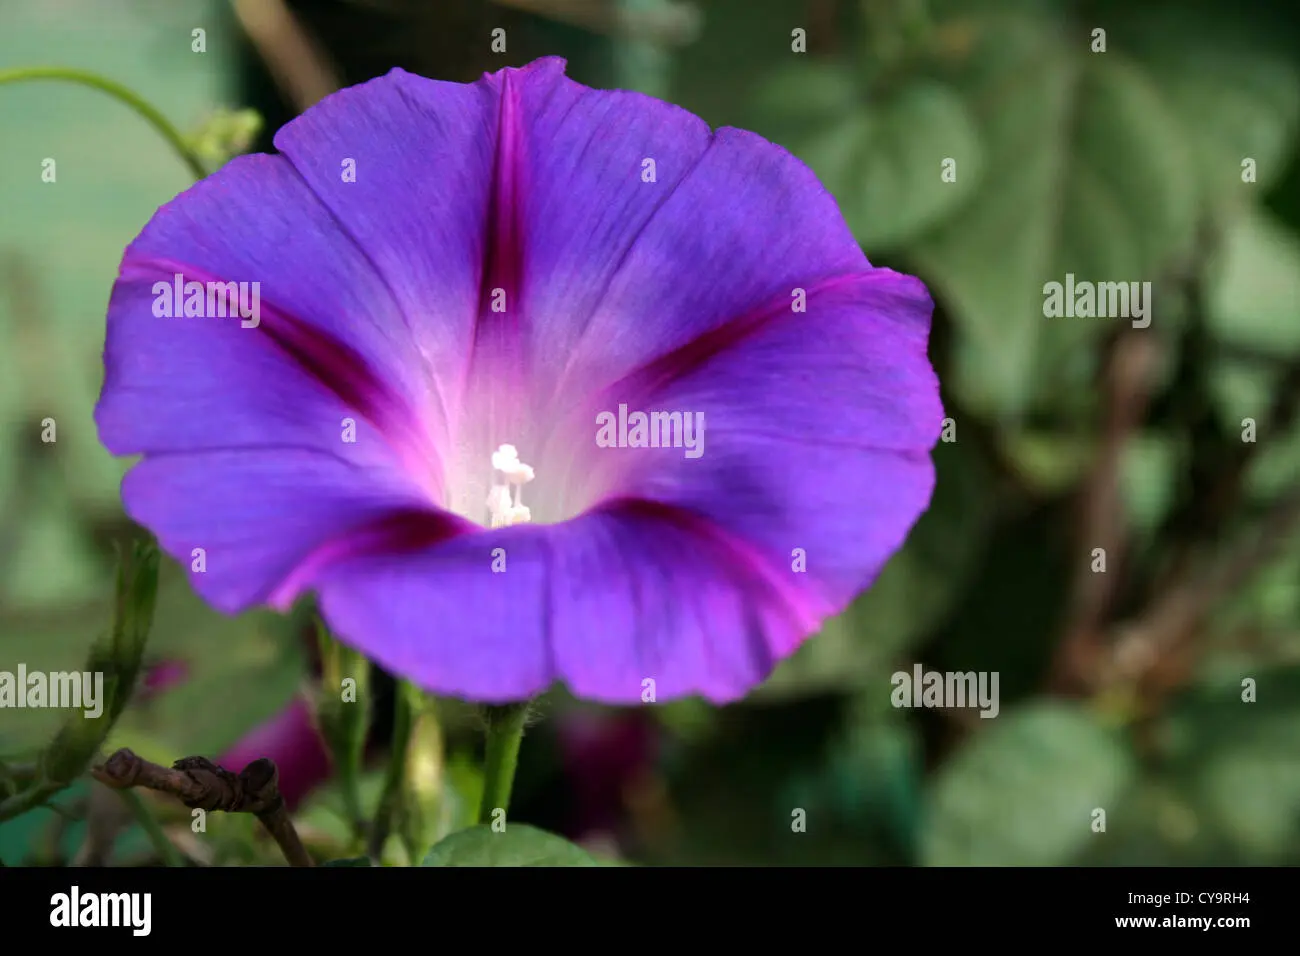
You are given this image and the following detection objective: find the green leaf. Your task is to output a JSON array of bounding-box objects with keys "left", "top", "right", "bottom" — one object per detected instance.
[
  {"left": 1125, "top": 10, "right": 1300, "bottom": 209},
  {"left": 653, "top": 701, "right": 902, "bottom": 864},
  {"left": 421, "top": 824, "right": 599, "bottom": 867},
  {"left": 922, "top": 701, "right": 1135, "bottom": 865},
  {"left": 321, "top": 856, "right": 372, "bottom": 867},
  {"left": 912, "top": 18, "right": 1198, "bottom": 421},
  {"left": 1205, "top": 346, "right": 1300, "bottom": 506},
  {"left": 1075, "top": 777, "right": 1238, "bottom": 866},
  {"left": 810, "top": 706, "right": 925, "bottom": 862},
  {"left": 1206, "top": 359, "right": 1275, "bottom": 434},
  {"left": 751, "top": 66, "right": 982, "bottom": 250},
  {"left": 1206, "top": 210, "right": 1300, "bottom": 358},
  {"left": 999, "top": 430, "right": 1096, "bottom": 495},
  {"left": 669, "top": 0, "right": 807, "bottom": 128},
  {"left": 1082, "top": 666, "right": 1300, "bottom": 865},
  {"left": 1119, "top": 432, "right": 1183, "bottom": 540}
]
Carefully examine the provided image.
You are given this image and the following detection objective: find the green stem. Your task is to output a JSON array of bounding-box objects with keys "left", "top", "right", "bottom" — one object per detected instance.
[
  {"left": 0, "top": 66, "right": 207, "bottom": 180},
  {"left": 315, "top": 617, "right": 370, "bottom": 842},
  {"left": 338, "top": 765, "right": 365, "bottom": 846},
  {"left": 117, "top": 789, "right": 185, "bottom": 867},
  {"left": 0, "top": 781, "right": 62, "bottom": 824},
  {"left": 368, "top": 682, "right": 415, "bottom": 859},
  {"left": 477, "top": 702, "right": 530, "bottom": 826}
]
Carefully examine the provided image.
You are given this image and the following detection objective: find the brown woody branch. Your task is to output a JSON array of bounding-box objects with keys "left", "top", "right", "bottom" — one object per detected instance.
[
  {"left": 1111, "top": 480, "right": 1300, "bottom": 717},
  {"left": 92, "top": 749, "right": 313, "bottom": 867}
]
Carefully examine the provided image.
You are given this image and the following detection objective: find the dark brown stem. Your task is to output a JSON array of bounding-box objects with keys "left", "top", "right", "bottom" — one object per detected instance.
[{"left": 92, "top": 749, "right": 313, "bottom": 867}]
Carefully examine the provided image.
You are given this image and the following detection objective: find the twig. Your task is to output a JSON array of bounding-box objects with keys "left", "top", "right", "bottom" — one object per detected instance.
[
  {"left": 92, "top": 749, "right": 313, "bottom": 867},
  {"left": 117, "top": 789, "right": 186, "bottom": 868},
  {"left": 1114, "top": 481, "right": 1300, "bottom": 708},
  {"left": 1048, "top": 328, "right": 1161, "bottom": 694},
  {"left": 73, "top": 782, "right": 130, "bottom": 867}
]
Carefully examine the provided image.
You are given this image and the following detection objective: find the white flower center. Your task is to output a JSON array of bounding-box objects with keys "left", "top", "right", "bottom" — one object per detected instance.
[{"left": 485, "top": 443, "right": 535, "bottom": 528}]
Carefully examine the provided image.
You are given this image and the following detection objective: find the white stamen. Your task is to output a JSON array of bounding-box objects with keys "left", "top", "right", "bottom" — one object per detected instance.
[
  {"left": 486, "top": 444, "right": 535, "bottom": 527},
  {"left": 491, "top": 444, "right": 520, "bottom": 472},
  {"left": 505, "top": 462, "right": 534, "bottom": 484}
]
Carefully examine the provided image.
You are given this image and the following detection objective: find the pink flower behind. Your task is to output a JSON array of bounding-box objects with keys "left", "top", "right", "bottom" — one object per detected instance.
[
  {"left": 216, "top": 697, "right": 332, "bottom": 810},
  {"left": 557, "top": 709, "right": 659, "bottom": 840},
  {"left": 139, "top": 659, "right": 189, "bottom": 701}
]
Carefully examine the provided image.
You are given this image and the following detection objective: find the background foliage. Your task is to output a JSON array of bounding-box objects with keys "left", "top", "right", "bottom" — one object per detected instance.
[{"left": 1, "top": 0, "right": 1297, "bottom": 865}]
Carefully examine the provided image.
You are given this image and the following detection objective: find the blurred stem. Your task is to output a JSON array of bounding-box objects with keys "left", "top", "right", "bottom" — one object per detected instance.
[
  {"left": 398, "top": 689, "right": 445, "bottom": 865},
  {"left": 0, "top": 781, "right": 63, "bottom": 823},
  {"left": 315, "top": 618, "right": 370, "bottom": 842},
  {"left": 117, "top": 789, "right": 184, "bottom": 867},
  {"left": 0, "top": 762, "right": 36, "bottom": 800},
  {"left": 477, "top": 702, "right": 530, "bottom": 826},
  {"left": 610, "top": 0, "right": 674, "bottom": 97},
  {"left": 0, "top": 67, "right": 207, "bottom": 180},
  {"left": 0, "top": 540, "right": 160, "bottom": 824},
  {"left": 368, "top": 681, "right": 415, "bottom": 859}
]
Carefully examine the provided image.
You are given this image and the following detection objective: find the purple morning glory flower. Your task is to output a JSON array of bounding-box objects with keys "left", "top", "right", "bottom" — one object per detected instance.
[{"left": 95, "top": 58, "right": 941, "bottom": 705}]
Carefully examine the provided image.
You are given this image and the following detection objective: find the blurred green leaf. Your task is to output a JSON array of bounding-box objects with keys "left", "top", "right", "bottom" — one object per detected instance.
[
  {"left": 321, "top": 856, "right": 372, "bottom": 867},
  {"left": 999, "top": 430, "right": 1096, "bottom": 495},
  {"left": 655, "top": 698, "right": 899, "bottom": 864},
  {"left": 1159, "top": 665, "right": 1300, "bottom": 863},
  {"left": 1205, "top": 351, "right": 1300, "bottom": 506},
  {"left": 922, "top": 701, "right": 1136, "bottom": 865},
  {"left": 1125, "top": 10, "right": 1300, "bottom": 210},
  {"left": 785, "top": 705, "right": 924, "bottom": 862},
  {"left": 751, "top": 65, "right": 981, "bottom": 250},
  {"left": 1206, "top": 358, "right": 1276, "bottom": 434},
  {"left": 669, "top": 0, "right": 799, "bottom": 127},
  {"left": 1206, "top": 209, "right": 1300, "bottom": 357},
  {"left": 1245, "top": 427, "right": 1300, "bottom": 505},
  {"left": 1119, "top": 433, "right": 1183, "bottom": 541},
  {"left": 1075, "top": 777, "right": 1239, "bottom": 865},
  {"left": 421, "top": 823, "right": 598, "bottom": 866},
  {"left": 912, "top": 16, "right": 1198, "bottom": 421}
]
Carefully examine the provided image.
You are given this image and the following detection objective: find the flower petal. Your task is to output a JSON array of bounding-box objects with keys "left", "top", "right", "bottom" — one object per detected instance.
[
  {"left": 269, "top": 65, "right": 516, "bottom": 413},
  {"left": 311, "top": 491, "right": 843, "bottom": 704},
  {"left": 120, "top": 449, "right": 467, "bottom": 612},
  {"left": 520, "top": 119, "right": 871, "bottom": 415},
  {"left": 312, "top": 524, "right": 556, "bottom": 701},
  {"left": 583, "top": 268, "right": 942, "bottom": 613},
  {"left": 96, "top": 115, "right": 491, "bottom": 606}
]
